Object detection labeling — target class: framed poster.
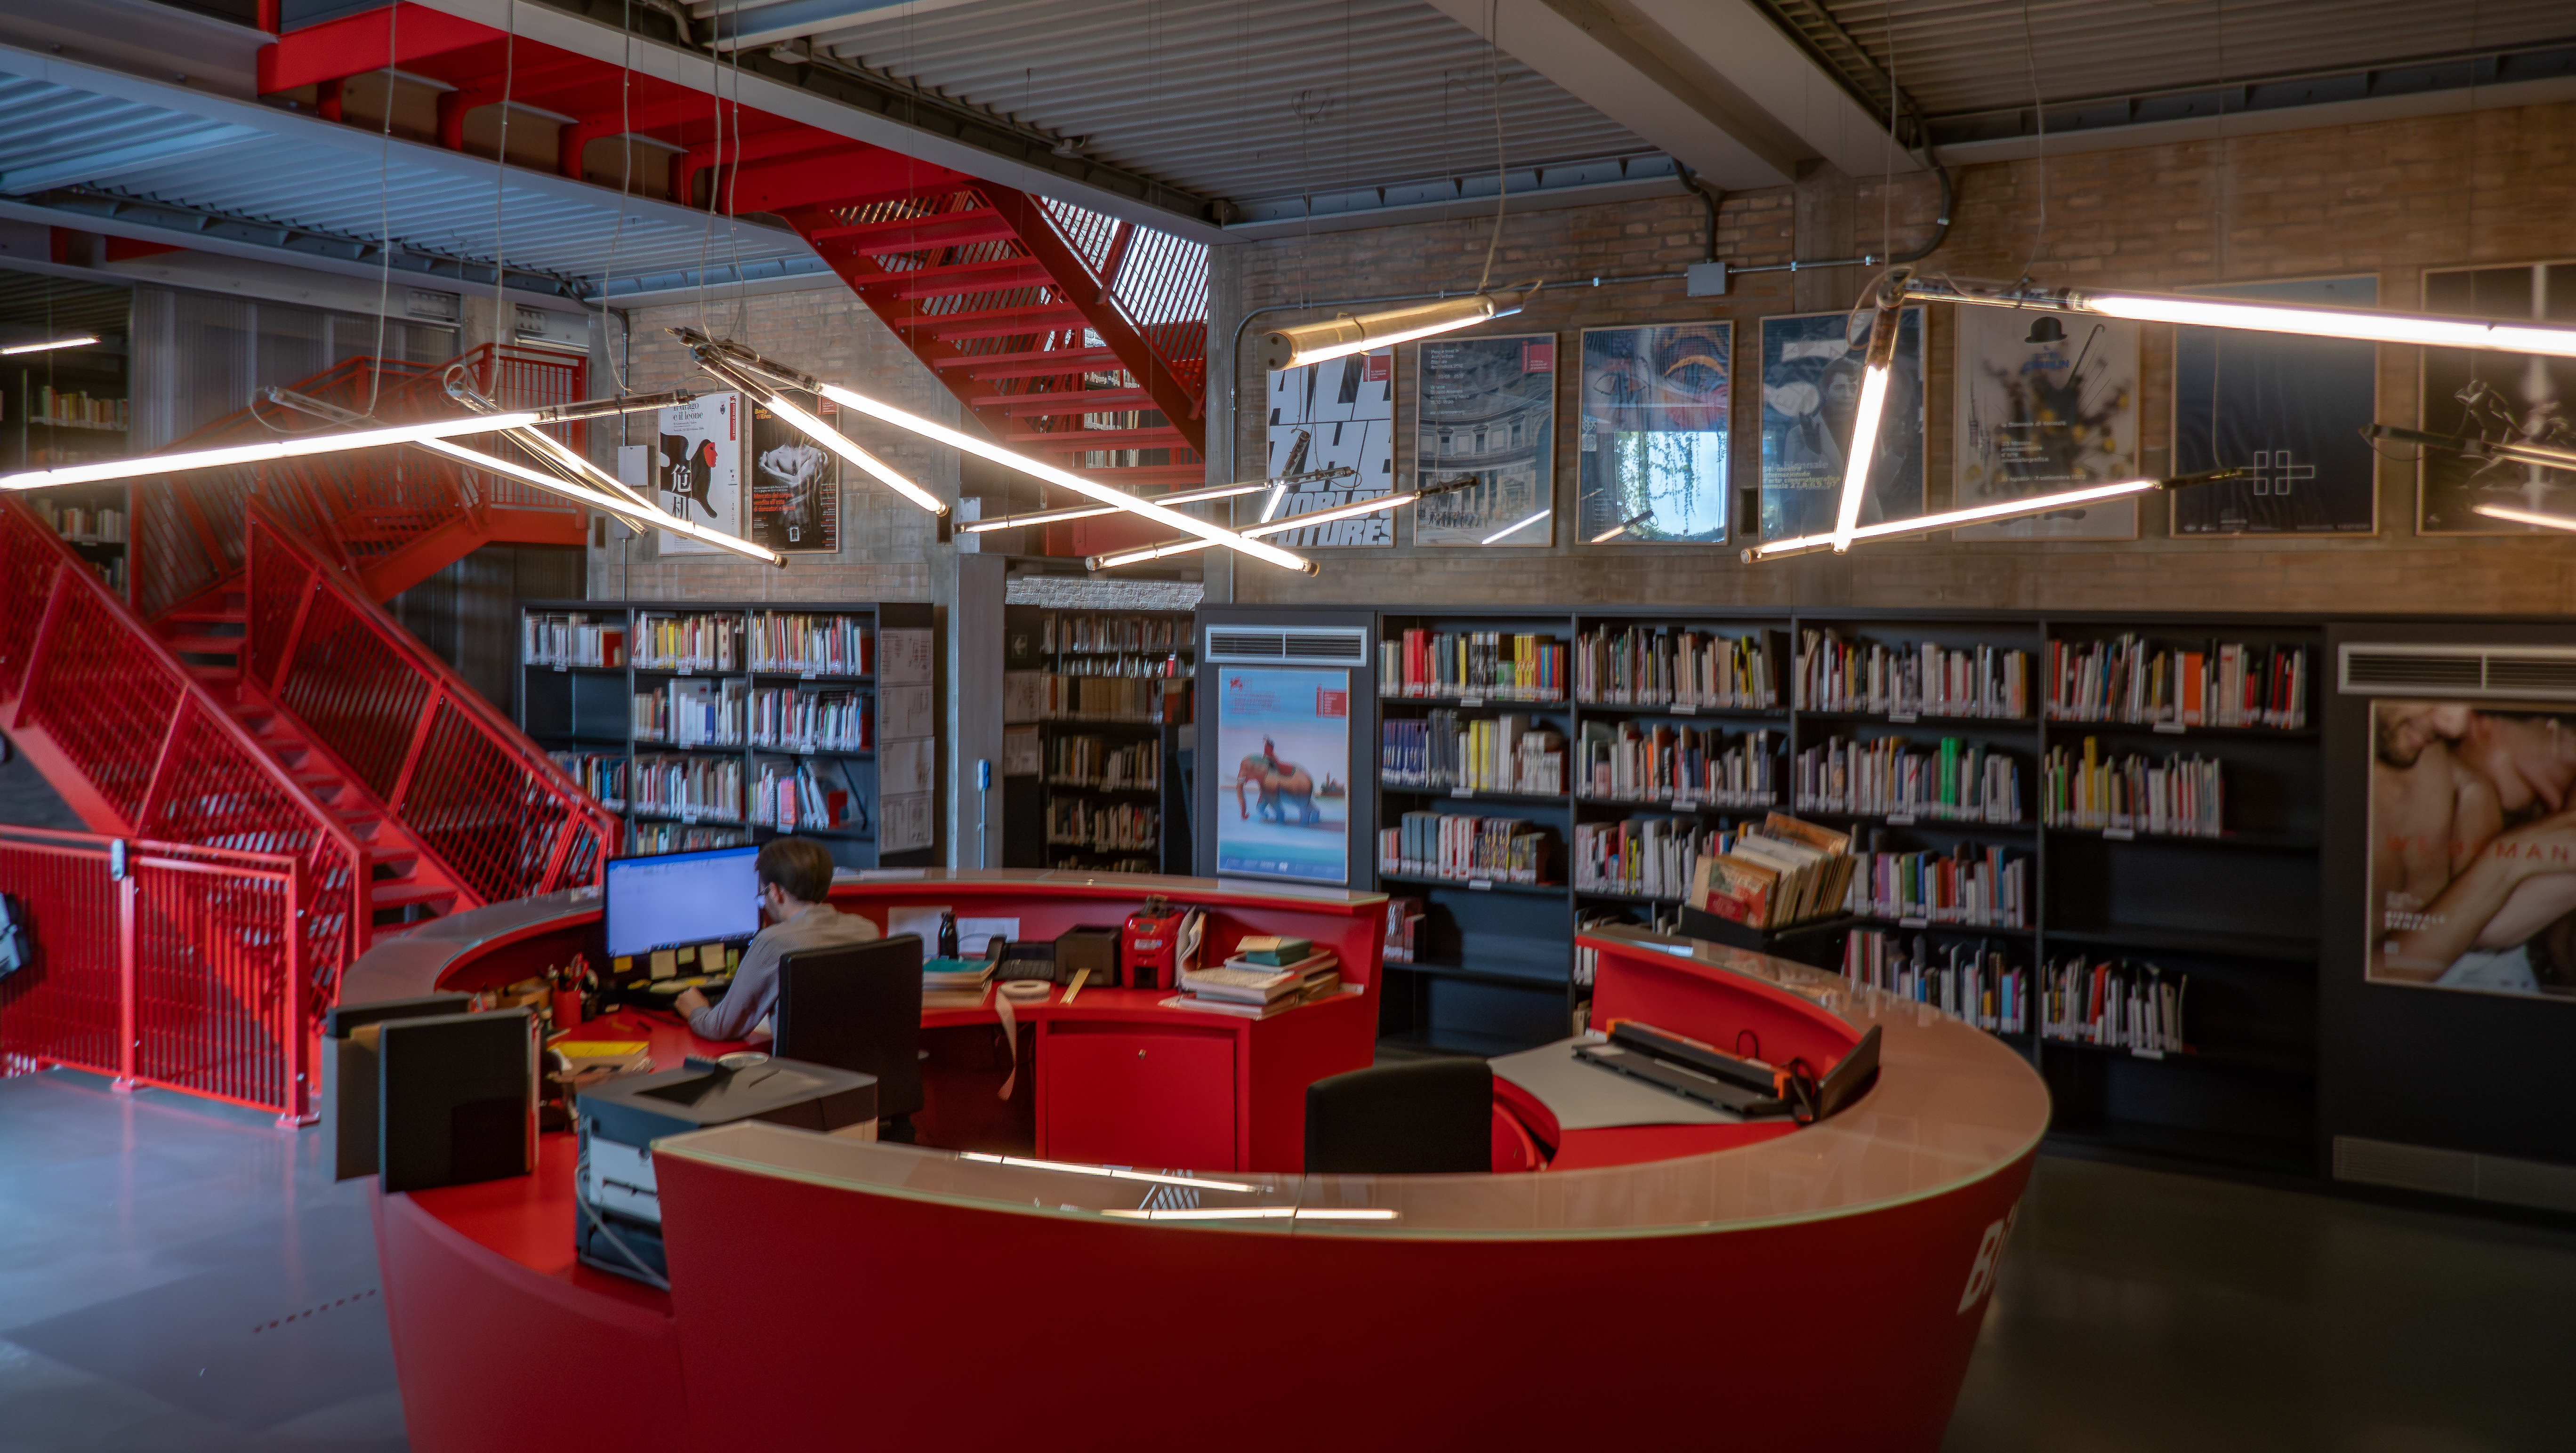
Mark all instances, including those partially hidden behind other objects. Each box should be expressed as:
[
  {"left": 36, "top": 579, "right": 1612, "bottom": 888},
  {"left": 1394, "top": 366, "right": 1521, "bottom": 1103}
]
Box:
[
  {"left": 1952, "top": 308, "right": 2141, "bottom": 541},
  {"left": 1213, "top": 666, "right": 1352, "bottom": 885},
  {"left": 1264, "top": 346, "right": 1396, "bottom": 546},
  {"left": 654, "top": 392, "right": 742, "bottom": 555},
  {"left": 2418, "top": 260, "right": 2576, "bottom": 535},
  {"left": 2367, "top": 697, "right": 2576, "bottom": 999},
  {"left": 1413, "top": 333, "right": 1556, "bottom": 547},
  {"left": 1578, "top": 321, "right": 1731, "bottom": 544},
  {"left": 1758, "top": 308, "right": 1924, "bottom": 542},
  {"left": 2172, "top": 276, "right": 2379, "bottom": 536},
  {"left": 748, "top": 390, "right": 840, "bottom": 554}
]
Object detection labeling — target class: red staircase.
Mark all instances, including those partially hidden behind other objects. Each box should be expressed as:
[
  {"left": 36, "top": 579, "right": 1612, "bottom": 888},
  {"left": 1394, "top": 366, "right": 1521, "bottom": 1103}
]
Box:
[{"left": 258, "top": 5, "right": 1213, "bottom": 558}]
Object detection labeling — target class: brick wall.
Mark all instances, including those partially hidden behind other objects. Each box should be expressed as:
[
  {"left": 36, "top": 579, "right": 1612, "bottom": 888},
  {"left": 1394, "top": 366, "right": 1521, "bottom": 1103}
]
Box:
[
  {"left": 590, "top": 288, "right": 959, "bottom": 603},
  {"left": 1220, "top": 100, "right": 2576, "bottom": 614}
]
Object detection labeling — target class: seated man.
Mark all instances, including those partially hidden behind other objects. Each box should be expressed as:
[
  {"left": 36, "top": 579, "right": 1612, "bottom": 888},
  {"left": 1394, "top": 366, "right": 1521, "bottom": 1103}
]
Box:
[{"left": 674, "top": 837, "right": 878, "bottom": 1041}]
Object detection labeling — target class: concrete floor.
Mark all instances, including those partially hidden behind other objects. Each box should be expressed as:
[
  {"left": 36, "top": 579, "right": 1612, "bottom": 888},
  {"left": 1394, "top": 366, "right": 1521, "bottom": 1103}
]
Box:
[{"left": 3, "top": 1064, "right": 2574, "bottom": 1451}]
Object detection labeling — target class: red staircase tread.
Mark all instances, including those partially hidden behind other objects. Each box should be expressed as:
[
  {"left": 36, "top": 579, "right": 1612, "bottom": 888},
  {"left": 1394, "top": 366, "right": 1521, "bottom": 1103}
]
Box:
[
  {"left": 932, "top": 347, "right": 1122, "bottom": 375},
  {"left": 974, "top": 389, "right": 1157, "bottom": 414},
  {"left": 892, "top": 304, "right": 1087, "bottom": 335},
  {"left": 1003, "top": 428, "right": 1196, "bottom": 450},
  {"left": 806, "top": 209, "right": 1012, "bottom": 250},
  {"left": 370, "top": 882, "right": 461, "bottom": 909},
  {"left": 861, "top": 258, "right": 1055, "bottom": 300}
]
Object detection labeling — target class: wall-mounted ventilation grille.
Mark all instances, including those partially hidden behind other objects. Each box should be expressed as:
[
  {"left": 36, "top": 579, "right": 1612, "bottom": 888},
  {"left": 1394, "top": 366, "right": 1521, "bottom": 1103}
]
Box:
[
  {"left": 2339, "top": 643, "right": 2576, "bottom": 701},
  {"left": 1204, "top": 626, "right": 1370, "bottom": 665}
]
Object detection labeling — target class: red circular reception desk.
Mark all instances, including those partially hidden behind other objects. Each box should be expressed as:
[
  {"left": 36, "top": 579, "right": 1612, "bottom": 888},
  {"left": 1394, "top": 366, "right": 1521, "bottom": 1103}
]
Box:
[{"left": 339, "top": 870, "right": 2048, "bottom": 1453}]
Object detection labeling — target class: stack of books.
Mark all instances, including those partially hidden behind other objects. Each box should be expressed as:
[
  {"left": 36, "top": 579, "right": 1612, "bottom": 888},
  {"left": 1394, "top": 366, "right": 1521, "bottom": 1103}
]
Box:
[
  {"left": 924, "top": 956, "right": 996, "bottom": 1009},
  {"left": 1688, "top": 812, "right": 1858, "bottom": 929},
  {"left": 1167, "top": 935, "right": 1341, "bottom": 1019}
]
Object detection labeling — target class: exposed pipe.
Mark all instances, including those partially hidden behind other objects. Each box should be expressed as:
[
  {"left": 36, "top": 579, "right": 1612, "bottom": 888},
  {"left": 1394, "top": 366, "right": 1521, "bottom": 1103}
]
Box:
[
  {"left": 1675, "top": 162, "right": 1723, "bottom": 265},
  {"left": 1728, "top": 154, "right": 1954, "bottom": 278}
]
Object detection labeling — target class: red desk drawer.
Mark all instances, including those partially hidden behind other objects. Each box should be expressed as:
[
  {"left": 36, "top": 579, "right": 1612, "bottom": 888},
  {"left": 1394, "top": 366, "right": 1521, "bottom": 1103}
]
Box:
[{"left": 1041, "top": 1024, "right": 1236, "bottom": 1171}]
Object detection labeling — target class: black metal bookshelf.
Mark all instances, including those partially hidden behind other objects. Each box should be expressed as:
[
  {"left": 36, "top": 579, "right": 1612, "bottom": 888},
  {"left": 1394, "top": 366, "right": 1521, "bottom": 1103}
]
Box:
[
  {"left": 1206, "top": 603, "right": 2328, "bottom": 1180},
  {"left": 1001, "top": 603, "right": 1195, "bottom": 875},
  {"left": 513, "top": 598, "right": 937, "bottom": 868}
]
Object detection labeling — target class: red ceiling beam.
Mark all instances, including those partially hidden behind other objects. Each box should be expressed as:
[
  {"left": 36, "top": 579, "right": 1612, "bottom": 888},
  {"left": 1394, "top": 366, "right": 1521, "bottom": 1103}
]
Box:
[
  {"left": 557, "top": 95, "right": 740, "bottom": 177},
  {"left": 256, "top": 4, "right": 496, "bottom": 92}
]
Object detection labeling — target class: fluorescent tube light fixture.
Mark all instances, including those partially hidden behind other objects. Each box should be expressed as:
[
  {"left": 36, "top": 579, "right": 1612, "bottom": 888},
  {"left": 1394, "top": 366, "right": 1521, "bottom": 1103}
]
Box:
[
  {"left": 696, "top": 358, "right": 946, "bottom": 518},
  {"left": 1, "top": 335, "right": 100, "bottom": 356},
  {"left": 676, "top": 329, "right": 1317, "bottom": 574},
  {"left": 1085, "top": 476, "right": 1476, "bottom": 570},
  {"left": 418, "top": 438, "right": 783, "bottom": 565},
  {"left": 961, "top": 480, "right": 1281, "bottom": 534},
  {"left": 1256, "top": 287, "right": 1536, "bottom": 371},
  {"left": 1909, "top": 276, "right": 2576, "bottom": 358},
  {"left": 0, "top": 412, "right": 543, "bottom": 491},
  {"left": 1745, "top": 469, "right": 2243, "bottom": 562},
  {"left": 2472, "top": 504, "right": 2576, "bottom": 531},
  {"left": 1588, "top": 509, "right": 1653, "bottom": 544},
  {"left": 1480, "top": 507, "right": 1553, "bottom": 546},
  {"left": 1828, "top": 277, "right": 1912, "bottom": 553}
]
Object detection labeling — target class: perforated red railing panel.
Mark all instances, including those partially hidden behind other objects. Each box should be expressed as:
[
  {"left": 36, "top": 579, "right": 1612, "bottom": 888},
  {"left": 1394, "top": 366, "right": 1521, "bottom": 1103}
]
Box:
[
  {"left": 129, "top": 858, "right": 298, "bottom": 1110},
  {"left": 23, "top": 588, "right": 186, "bottom": 824},
  {"left": 401, "top": 697, "right": 574, "bottom": 905},
  {"left": 0, "top": 839, "right": 121, "bottom": 1079},
  {"left": 273, "top": 586, "right": 432, "bottom": 802}
]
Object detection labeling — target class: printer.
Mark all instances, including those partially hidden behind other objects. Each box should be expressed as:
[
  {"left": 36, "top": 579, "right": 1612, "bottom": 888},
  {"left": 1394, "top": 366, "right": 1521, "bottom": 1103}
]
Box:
[{"left": 575, "top": 1055, "right": 877, "bottom": 1285}]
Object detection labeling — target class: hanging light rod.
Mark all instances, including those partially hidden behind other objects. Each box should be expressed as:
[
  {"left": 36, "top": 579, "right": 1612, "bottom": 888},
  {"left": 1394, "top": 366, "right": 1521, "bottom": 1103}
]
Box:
[
  {"left": 1087, "top": 477, "right": 1477, "bottom": 570},
  {"left": 0, "top": 390, "right": 692, "bottom": 493},
  {"left": 693, "top": 356, "right": 949, "bottom": 520},
  {"left": 2367, "top": 424, "right": 2576, "bottom": 476},
  {"left": 1905, "top": 275, "right": 2576, "bottom": 358},
  {"left": 1588, "top": 509, "right": 1654, "bottom": 544},
  {"left": 1480, "top": 506, "right": 1554, "bottom": 546},
  {"left": 1, "top": 335, "right": 101, "bottom": 356},
  {"left": 1831, "top": 274, "right": 1912, "bottom": 552},
  {"left": 1255, "top": 283, "right": 1540, "bottom": 371},
  {"left": 440, "top": 369, "right": 663, "bottom": 516},
  {"left": 677, "top": 329, "right": 1318, "bottom": 574},
  {"left": 962, "top": 478, "right": 1282, "bottom": 534},
  {"left": 1746, "top": 469, "right": 2245, "bottom": 562}
]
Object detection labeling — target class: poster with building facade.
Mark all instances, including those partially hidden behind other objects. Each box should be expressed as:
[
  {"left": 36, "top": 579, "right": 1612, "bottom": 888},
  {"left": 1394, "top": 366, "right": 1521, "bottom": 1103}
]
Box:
[{"left": 1413, "top": 334, "right": 1556, "bottom": 547}]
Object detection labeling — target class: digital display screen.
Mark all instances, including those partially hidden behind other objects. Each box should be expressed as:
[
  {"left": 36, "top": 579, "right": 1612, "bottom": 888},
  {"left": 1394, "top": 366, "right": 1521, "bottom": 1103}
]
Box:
[{"left": 604, "top": 845, "right": 762, "bottom": 959}]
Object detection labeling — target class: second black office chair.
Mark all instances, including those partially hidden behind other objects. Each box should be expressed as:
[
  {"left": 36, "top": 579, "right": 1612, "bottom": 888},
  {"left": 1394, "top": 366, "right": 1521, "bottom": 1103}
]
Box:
[
  {"left": 1303, "top": 1059, "right": 1492, "bottom": 1174},
  {"left": 774, "top": 935, "right": 925, "bottom": 1136}
]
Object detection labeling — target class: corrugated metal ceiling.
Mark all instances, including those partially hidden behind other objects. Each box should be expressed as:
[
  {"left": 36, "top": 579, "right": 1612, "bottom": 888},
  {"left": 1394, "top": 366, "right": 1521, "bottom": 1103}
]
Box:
[
  {"left": 723, "top": 0, "right": 1660, "bottom": 208},
  {"left": 0, "top": 54, "right": 823, "bottom": 300},
  {"left": 0, "top": 268, "right": 131, "bottom": 337},
  {"left": 1823, "top": 0, "right": 2576, "bottom": 120}
]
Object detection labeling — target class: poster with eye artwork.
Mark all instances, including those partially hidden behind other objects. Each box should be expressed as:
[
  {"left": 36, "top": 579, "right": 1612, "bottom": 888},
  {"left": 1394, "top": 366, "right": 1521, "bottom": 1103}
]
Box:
[
  {"left": 1951, "top": 308, "right": 2141, "bottom": 541},
  {"left": 749, "top": 389, "right": 841, "bottom": 554},
  {"left": 653, "top": 391, "right": 742, "bottom": 555},
  {"left": 1757, "top": 308, "right": 1924, "bottom": 542},
  {"left": 1578, "top": 321, "right": 1732, "bottom": 544}
]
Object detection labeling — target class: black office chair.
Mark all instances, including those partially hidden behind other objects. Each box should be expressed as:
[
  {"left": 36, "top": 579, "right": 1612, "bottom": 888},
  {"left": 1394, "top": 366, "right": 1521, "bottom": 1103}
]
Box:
[
  {"left": 1303, "top": 1059, "right": 1492, "bottom": 1174},
  {"left": 774, "top": 934, "right": 925, "bottom": 1136}
]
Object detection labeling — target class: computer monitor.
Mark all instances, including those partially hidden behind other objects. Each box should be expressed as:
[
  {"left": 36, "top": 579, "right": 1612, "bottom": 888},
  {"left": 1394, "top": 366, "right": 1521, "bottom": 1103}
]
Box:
[
  {"left": 604, "top": 844, "right": 763, "bottom": 961},
  {"left": 774, "top": 935, "right": 925, "bottom": 1119}
]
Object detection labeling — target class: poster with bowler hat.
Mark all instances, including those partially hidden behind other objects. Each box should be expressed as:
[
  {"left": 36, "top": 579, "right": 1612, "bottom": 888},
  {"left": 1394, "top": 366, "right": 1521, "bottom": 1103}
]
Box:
[
  {"left": 1952, "top": 308, "right": 2141, "bottom": 540},
  {"left": 652, "top": 392, "right": 743, "bottom": 554}
]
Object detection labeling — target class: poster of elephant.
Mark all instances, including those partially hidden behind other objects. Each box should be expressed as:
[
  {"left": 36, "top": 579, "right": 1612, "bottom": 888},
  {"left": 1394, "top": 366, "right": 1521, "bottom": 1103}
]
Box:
[{"left": 1213, "top": 666, "right": 1352, "bottom": 886}]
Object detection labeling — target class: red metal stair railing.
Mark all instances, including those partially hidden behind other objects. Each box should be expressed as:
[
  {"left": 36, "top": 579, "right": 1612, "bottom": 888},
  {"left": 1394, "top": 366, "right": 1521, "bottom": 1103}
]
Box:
[
  {"left": 0, "top": 496, "right": 367, "bottom": 1024},
  {"left": 0, "top": 825, "right": 311, "bottom": 1123},
  {"left": 244, "top": 501, "right": 617, "bottom": 908}
]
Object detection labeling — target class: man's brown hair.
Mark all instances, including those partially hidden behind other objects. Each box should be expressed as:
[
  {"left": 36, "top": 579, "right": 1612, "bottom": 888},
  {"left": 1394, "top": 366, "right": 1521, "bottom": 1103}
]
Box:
[{"left": 756, "top": 836, "right": 835, "bottom": 904}]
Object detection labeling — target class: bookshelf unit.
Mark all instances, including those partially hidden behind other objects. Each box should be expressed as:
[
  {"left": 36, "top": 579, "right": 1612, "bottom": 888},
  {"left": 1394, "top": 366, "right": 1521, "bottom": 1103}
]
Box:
[
  {"left": 514, "top": 599, "right": 938, "bottom": 868},
  {"left": 1208, "top": 603, "right": 2328, "bottom": 1180},
  {"left": 9, "top": 344, "right": 132, "bottom": 599},
  {"left": 1001, "top": 603, "right": 1196, "bottom": 874}
]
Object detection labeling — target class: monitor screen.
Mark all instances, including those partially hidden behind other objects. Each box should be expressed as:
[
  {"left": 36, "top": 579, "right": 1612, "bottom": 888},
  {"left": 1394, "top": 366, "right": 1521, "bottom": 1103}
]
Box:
[{"left": 604, "top": 845, "right": 762, "bottom": 960}]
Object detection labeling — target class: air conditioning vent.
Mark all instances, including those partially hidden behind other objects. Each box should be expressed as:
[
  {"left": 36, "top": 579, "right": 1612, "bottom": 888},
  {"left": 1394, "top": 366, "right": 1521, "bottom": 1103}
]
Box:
[
  {"left": 2340, "top": 643, "right": 2576, "bottom": 701},
  {"left": 1205, "top": 626, "right": 1369, "bottom": 665}
]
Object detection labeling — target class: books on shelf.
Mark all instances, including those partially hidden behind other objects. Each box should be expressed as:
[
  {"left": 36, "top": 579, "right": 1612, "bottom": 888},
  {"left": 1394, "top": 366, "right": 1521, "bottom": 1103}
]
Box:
[
  {"left": 631, "top": 754, "right": 744, "bottom": 823},
  {"left": 1004, "top": 671, "right": 1175, "bottom": 723},
  {"left": 2040, "top": 957, "right": 2187, "bottom": 1054},
  {"left": 1686, "top": 812, "right": 1856, "bottom": 929},
  {"left": 1845, "top": 843, "right": 2029, "bottom": 927},
  {"left": 2045, "top": 635, "right": 2307, "bottom": 729},
  {"left": 633, "top": 824, "right": 746, "bottom": 856},
  {"left": 1046, "top": 798, "right": 1158, "bottom": 852},
  {"left": 1577, "top": 721, "right": 1776, "bottom": 807},
  {"left": 1047, "top": 734, "right": 1159, "bottom": 791},
  {"left": 1382, "top": 711, "right": 1563, "bottom": 794},
  {"left": 1574, "top": 626, "right": 1779, "bottom": 708},
  {"left": 1576, "top": 816, "right": 1739, "bottom": 900},
  {"left": 31, "top": 500, "right": 126, "bottom": 543},
  {"left": 1045, "top": 612, "right": 1186, "bottom": 655},
  {"left": 550, "top": 751, "right": 627, "bottom": 809},
  {"left": 30, "top": 386, "right": 128, "bottom": 429},
  {"left": 523, "top": 612, "right": 625, "bottom": 668},
  {"left": 747, "top": 611, "right": 870, "bottom": 675},
  {"left": 1794, "top": 735, "right": 2023, "bottom": 823},
  {"left": 1843, "top": 929, "right": 2027, "bottom": 1034},
  {"left": 634, "top": 680, "right": 746, "bottom": 747},
  {"left": 637, "top": 612, "right": 741, "bottom": 672},
  {"left": 1382, "top": 896, "right": 1425, "bottom": 964},
  {"left": 1379, "top": 812, "right": 1555, "bottom": 885},
  {"left": 2041, "top": 739, "right": 2223, "bottom": 837},
  {"left": 1795, "top": 631, "right": 2029, "bottom": 718},
  {"left": 748, "top": 687, "right": 870, "bottom": 752},
  {"left": 752, "top": 758, "right": 861, "bottom": 831},
  {"left": 1379, "top": 628, "right": 1567, "bottom": 701}
]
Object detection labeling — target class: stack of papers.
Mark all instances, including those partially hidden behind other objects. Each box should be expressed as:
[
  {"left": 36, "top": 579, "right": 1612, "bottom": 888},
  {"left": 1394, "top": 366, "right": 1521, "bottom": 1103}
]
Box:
[{"left": 1169, "top": 948, "right": 1342, "bottom": 1019}]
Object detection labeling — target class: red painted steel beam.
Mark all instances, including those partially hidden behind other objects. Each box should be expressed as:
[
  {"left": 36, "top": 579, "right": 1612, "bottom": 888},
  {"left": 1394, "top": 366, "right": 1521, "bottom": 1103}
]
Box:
[
  {"left": 434, "top": 56, "right": 599, "bottom": 151},
  {"left": 727, "top": 153, "right": 970, "bottom": 217},
  {"left": 981, "top": 186, "right": 1206, "bottom": 453},
  {"left": 557, "top": 95, "right": 738, "bottom": 177},
  {"left": 256, "top": 4, "right": 495, "bottom": 92},
  {"left": 668, "top": 127, "right": 855, "bottom": 210}
]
